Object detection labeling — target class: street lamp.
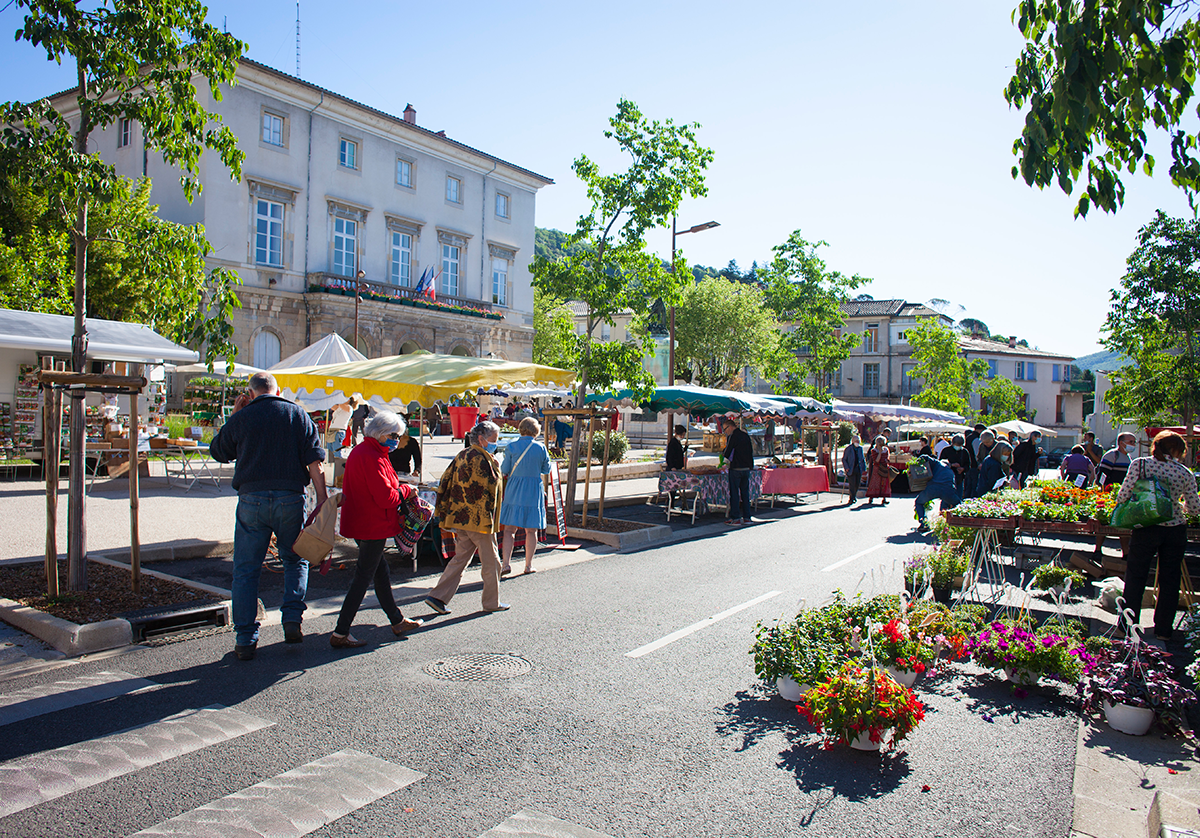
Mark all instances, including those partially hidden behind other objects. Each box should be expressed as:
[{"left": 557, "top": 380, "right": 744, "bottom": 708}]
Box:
[
  {"left": 353, "top": 268, "right": 366, "bottom": 353},
  {"left": 667, "top": 217, "right": 719, "bottom": 435}
]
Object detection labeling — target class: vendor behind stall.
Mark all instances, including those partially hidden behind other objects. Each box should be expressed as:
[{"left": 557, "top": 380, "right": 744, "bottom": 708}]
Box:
[
  {"left": 666, "top": 424, "right": 688, "bottom": 470},
  {"left": 388, "top": 424, "right": 422, "bottom": 477}
]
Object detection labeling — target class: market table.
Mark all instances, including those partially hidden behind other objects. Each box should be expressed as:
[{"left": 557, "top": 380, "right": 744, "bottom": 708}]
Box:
[
  {"left": 759, "top": 464, "right": 829, "bottom": 505},
  {"left": 657, "top": 468, "right": 764, "bottom": 520},
  {"left": 153, "top": 443, "right": 221, "bottom": 492}
]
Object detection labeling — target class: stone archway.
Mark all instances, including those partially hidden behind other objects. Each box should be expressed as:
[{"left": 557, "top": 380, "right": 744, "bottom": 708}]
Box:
[
  {"left": 449, "top": 345, "right": 474, "bottom": 357},
  {"left": 399, "top": 340, "right": 422, "bottom": 355}
]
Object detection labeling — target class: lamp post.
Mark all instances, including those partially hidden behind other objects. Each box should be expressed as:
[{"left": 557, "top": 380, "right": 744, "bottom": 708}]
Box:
[
  {"left": 667, "top": 218, "right": 719, "bottom": 435},
  {"left": 353, "top": 268, "right": 366, "bottom": 352}
]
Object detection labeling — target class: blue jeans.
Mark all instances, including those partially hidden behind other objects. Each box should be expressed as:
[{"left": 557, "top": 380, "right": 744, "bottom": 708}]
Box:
[
  {"left": 915, "top": 482, "right": 961, "bottom": 524},
  {"left": 232, "top": 491, "right": 308, "bottom": 646},
  {"left": 332, "top": 429, "right": 346, "bottom": 449},
  {"left": 728, "top": 468, "right": 752, "bottom": 521}
]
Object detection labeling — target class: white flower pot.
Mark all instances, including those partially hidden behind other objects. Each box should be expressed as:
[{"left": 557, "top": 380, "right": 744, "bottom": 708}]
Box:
[
  {"left": 848, "top": 730, "right": 880, "bottom": 751},
  {"left": 776, "top": 676, "right": 804, "bottom": 702},
  {"left": 1102, "top": 700, "right": 1155, "bottom": 736},
  {"left": 885, "top": 666, "right": 919, "bottom": 688},
  {"left": 1004, "top": 667, "right": 1039, "bottom": 686}
]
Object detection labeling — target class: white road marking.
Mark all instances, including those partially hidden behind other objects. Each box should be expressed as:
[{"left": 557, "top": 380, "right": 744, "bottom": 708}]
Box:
[
  {"left": 625, "top": 591, "right": 783, "bottom": 658},
  {"left": 821, "top": 543, "right": 886, "bottom": 572},
  {"left": 480, "top": 808, "right": 615, "bottom": 838},
  {"left": 0, "top": 670, "right": 158, "bottom": 727}
]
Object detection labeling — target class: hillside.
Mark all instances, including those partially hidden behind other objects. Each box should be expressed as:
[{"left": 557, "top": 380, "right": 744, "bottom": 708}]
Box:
[{"left": 1073, "top": 350, "right": 1130, "bottom": 372}]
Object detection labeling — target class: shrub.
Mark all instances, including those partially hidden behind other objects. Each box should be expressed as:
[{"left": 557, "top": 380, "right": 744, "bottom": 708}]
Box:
[{"left": 590, "top": 430, "right": 629, "bottom": 464}]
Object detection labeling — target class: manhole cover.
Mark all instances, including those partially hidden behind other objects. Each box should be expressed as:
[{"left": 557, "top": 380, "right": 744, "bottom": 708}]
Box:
[{"left": 423, "top": 653, "right": 531, "bottom": 682}]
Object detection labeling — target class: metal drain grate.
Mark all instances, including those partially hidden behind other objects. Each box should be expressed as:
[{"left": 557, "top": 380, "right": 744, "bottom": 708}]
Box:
[{"left": 422, "top": 653, "right": 531, "bottom": 682}]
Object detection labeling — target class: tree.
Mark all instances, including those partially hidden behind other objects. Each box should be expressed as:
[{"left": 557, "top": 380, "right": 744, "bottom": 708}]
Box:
[
  {"left": 1102, "top": 210, "right": 1200, "bottom": 457},
  {"left": 1006, "top": 0, "right": 1200, "bottom": 217},
  {"left": 974, "top": 375, "right": 1028, "bottom": 423},
  {"left": 3, "top": 0, "right": 245, "bottom": 590},
  {"left": 761, "top": 231, "right": 867, "bottom": 397},
  {"left": 531, "top": 289, "right": 579, "bottom": 371},
  {"left": 530, "top": 99, "right": 713, "bottom": 508},
  {"left": 907, "top": 320, "right": 989, "bottom": 415},
  {"left": 673, "top": 278, "right": 778, "bottom": 388},
  {"left": 959, "top": 317, "right": 990, "bottom": 337}
]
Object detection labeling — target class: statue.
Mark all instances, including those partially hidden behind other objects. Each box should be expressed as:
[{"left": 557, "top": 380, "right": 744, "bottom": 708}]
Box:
[{"left": 648, "top": 298, "right": 669, "bottom": 336}]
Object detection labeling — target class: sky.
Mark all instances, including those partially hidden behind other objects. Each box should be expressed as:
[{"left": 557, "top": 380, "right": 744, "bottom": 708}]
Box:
[{"left": 0, "top": 0, "right": 1193, "bottom": 358}]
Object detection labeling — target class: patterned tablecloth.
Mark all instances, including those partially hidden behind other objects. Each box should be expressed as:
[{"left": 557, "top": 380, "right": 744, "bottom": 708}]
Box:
[{"left": 658, "top": 468, "right": 764, "bottom": 516}]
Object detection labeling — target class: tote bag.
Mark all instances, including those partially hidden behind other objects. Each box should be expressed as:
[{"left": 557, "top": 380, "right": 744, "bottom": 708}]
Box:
[{"left": 1109, "top": 460, "right": 1173, "bottom": 529}]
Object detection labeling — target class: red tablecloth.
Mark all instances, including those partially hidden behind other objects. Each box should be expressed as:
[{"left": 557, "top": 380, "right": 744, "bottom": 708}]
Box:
[{"left": 760, "top": 465, "right": 829, "bottom": 495}]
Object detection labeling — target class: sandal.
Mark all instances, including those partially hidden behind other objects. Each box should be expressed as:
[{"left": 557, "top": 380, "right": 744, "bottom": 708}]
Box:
[
  {"left": 524, "top": 566, "right": 536, "bottom": 574},
  {"left": 500, "top": 565, "right": 512, "bottom": 576}
]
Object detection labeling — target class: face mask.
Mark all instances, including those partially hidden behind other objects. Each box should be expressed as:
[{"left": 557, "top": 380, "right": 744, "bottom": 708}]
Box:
[
  {"left": 1000, "top": 455, "right": 1010, "bottom": 463},
  {"left": 383, "top": 438, "right": 399, "bottom": 451},
  {"left": 1124, "top": 445, "right": 1136, "bottom": 455},
  {"left": 486, "top": 442, "right": 498, "bottom": 453},
  {"left": 953, "top": 445, "right": 963, "bottom": 451}
]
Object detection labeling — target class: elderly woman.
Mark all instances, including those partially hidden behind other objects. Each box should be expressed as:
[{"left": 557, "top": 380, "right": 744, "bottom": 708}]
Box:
[
  {"left": 977, "top": 440, "right": 1013, "bottom": 494},
  {"left": 1060, "top": 444, "right": 1097, "bottom": 486},
  {"left": 425, "top": 420, "right": 509, "bottom": 614},
  {"left": 499, "top": 417, "right": 553, "bottom": 575},
  {"left": 864, "top": 435, "right": 892, "bottom": 505},
  {"left": 331, "top": 410, "right": 423, "bottom": 649}
]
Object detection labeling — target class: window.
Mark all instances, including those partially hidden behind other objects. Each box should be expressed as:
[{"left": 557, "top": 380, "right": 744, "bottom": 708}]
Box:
[
  {"left": 1016, "top": 361, "right": 1026, "bottom": 380},
  {"left": 1027, "top": 361, "right": 1037, "bottom": 381},
  {"left": 601, "top": 322, "right": 611, "bottom": 340},
  {"left": 333, "top": 217, "right": 357, "bottom": 276},
  {"left": 491, "top": 257, "right": 508, "bottom": 306},
  {"left": 495, "top": 192, "right": 510, "bottom": 219},
  {"left": 987, "top": 359, "right": 997, "bottom": 379},
  {"left": 441, "top": 243, "right": 460, "bottom": 296},
  {"left": 262, "top": 112, "right": 284, "bottom": 147},
  {"left": 390, "top": 231, "right": 412, "bottom": 286},
  {"left": 863, "top": 324, "right": 879, "bottom": 353},
  {"left": 118, "top": 118, "right": 132, "bottom": 148},
  {"left": 896, "top": 330, "right": 907, "bottom": 342},
  {"left": 339, "top": 137, "right": 358, "bottom": 169},
  {"left": 255, "top": 199, "right": 284, "bottom": 267},
  {"left": 1056, "top": 395, "right": 1065, "bottom": 424},
  {"left": 396, "top": 158, "right": 413, "bottom": 188},
  {"left": 863, "top": 362, "right": 880, "bottom": 394},
  {"left": 446, "top": 175, "right": 461, "bottom": 204},
  {"left": 253, "top": 331, "right": 281, "bottom": 369},
  {"left": 1063, "top": 364, "right": 1071, "bottom": 382}
]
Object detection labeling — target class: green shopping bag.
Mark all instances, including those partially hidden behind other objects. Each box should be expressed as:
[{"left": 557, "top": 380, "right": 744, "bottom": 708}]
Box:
[{"left": 1109, "top": 460, "right": 1174, "bottom": 528}]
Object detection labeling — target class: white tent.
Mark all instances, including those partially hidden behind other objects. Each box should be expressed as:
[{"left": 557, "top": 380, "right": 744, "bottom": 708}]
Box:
[
  {"left": 172, "top": 359, "right": 263, "bottom": 377},
  {"left": 896, "top": 421, "right": 972, "bottom": 435},
  {"left": 832, "top": 400, "right": 966, "bottom": 423},
  {"left": 271, "top": 334, "right": 373, "bottom": 411},
  {"left": 989, "top": 419, "right": 1059, "bottom": 438}
]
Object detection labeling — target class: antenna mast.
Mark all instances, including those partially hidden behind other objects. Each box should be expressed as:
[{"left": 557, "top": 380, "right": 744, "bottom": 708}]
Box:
[{"left": 295, "top": 2, "right": 301, "bottom": 77}]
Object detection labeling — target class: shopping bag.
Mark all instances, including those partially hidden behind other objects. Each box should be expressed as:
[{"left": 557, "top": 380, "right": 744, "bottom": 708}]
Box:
[
  {"left": 1109, "top": 461, "right": 1173, "bottom": 529},
  {"left": 907, "top": 458, "right": 931, "bottom": 492},
  {"left": 395, "top": 492, "right": 435, "bottom": 554},
  {"left": 293, "top": 493, "right": 342, "bottom": 564}
]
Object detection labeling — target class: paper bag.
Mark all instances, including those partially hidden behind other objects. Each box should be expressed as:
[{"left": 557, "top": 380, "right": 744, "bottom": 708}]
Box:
[{"left": 293, "top": 493, "right": 342, "bottom": 564}]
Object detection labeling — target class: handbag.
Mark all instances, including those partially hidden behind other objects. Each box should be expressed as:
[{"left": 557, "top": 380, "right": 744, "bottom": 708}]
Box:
[
  {"left": 394, "top": 487, "right": 435, "bottom": 553},
  {"left": 1109, "top": 460, "right": 1174, "bottom": 529},
  {"left": 907, "top": 457, "right": 931, "bottom": 492},
  {"left": 293, "top": 493, "right": 342, "bottom": 564}
]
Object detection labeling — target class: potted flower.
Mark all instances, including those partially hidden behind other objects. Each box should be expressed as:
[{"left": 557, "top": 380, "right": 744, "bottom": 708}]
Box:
[
  {"left": 752, "top": 610, "right": 852, "bottom": 701},
  {"left": 869, "top": 618, "right": 937, "bottom": 687},
  {"left": 1083, "top": 639, "right": 1197, "bottom": 735},
  {"left": 1030, "top": 563, "right": 1086, "bottom": 597},
  {"left": 799, "top": 661, "right": 926, "bottom": 750},
  {"left": 968, "top": 619, "right": 1093, "bottom": 686},
  {"left": 927, "top": 544, "right": 968, "bottom": 605},
  {"left": 751, "top": 618, "right": 802, "bottom": 699}
]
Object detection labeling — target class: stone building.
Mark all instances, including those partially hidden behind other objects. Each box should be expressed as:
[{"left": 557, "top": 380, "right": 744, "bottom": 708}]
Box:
[{"left": 48, "top": 58, "right": 553, "bottom": 367}]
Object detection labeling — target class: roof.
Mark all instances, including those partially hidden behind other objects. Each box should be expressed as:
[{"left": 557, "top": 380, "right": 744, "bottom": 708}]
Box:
[
  {"left": 957, "top": 335, "right": 1073, "bottom": 361},
  {"left": 840, "top": 299, "right": 907, "bottom": 317},
  {"left": 565, "top": 300, "right": 633, "bottom": 317},
  {"left": 0, "top": 309, "right": 199, "bottom": 364}
]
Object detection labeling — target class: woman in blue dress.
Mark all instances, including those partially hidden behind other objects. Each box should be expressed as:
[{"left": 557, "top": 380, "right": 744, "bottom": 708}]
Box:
[{"left": 500, "top": 416, "right": 553, "bottom": 575}]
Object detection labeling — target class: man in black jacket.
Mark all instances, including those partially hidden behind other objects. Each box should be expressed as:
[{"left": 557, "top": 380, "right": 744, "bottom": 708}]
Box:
[
  {"left": 940, "top": 433, "right": 971, "bottom": 497},
  {"left": 963, "top": 423, "right": 985, "bottom": 498},
  {"left": 721, "top": 416, "right": 755, "bottom": 525},
  {"left": 1011, "top": 431, "right": 1043, "bottom": 488},
  {"left": 211, "top": 373, "right": 327, "bottom": 660}
]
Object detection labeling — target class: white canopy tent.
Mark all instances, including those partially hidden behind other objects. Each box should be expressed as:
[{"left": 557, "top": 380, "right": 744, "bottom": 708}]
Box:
[
  {"left": 831, "top": 400, "right": 966, "bottom": 423},
  {"left": 270, "top": 334, "right": 370, "bottom": 411},
  {"left": 895, "top": 421, "right": 972, "bottom": 435},
  {"left": 989, "top": 419, "right": 1059, "bottom": 438},
  {"left": 171, "top": 360, "right": 263, "bottom": 377}
]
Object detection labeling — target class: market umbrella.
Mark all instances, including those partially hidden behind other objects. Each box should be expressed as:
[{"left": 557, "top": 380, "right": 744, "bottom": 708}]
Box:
[
  {"left": 504, "top": 385, "right": 573, "bottom": 399},
  {"left": 271, "top": 352, "right": 576, "bottom": 408},
  {"left": 585, "top": 385, "right": 795, "bottom": 418},
  {"left": 270, "top": 333, "right": 366, "bottom": 371},
  {"left": 831, "top": 400, "right": 966, "bottom": 423},
  {"left": 172, "top": 359, "right": 263, "bottom": 377},
  {"left": 988, "top": 419, "right": 1058, "bottom": 438},
  {"left": 895, "top": 421, "right": 972, "bottom": 435}
]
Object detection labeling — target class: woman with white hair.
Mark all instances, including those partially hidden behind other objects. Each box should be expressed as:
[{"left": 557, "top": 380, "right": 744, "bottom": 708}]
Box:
[
  {"left": 499, "top": 416, "right": 552, "bottom": 575},
  {"left": 331, "top": 409, "right": 423, "bottom": 648}
]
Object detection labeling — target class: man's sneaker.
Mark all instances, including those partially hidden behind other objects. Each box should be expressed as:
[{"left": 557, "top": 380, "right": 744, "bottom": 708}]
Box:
[
  {"left": 484, "top": 602, "right": 511, "bottom": 612},
  {"left": 424, "top": 597, "right": 449, "bottom": 615},
  {"left": 283, "top": 622, "right": 303, "bottom": 644},
  {"left": 234, "top": 643, "right": 257, "bottom": 661}
]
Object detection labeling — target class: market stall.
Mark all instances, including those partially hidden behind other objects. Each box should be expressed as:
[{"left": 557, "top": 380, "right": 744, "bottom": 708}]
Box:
[
  {"left": 759, "top": 465, "right": 829, "bottom": 504},
  {"left": 658, "top": 467, "right": 765, "bottom": 520}
]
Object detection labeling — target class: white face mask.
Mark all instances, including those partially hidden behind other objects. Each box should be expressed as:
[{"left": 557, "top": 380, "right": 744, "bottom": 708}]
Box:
[
  {"left": 1123, "top": 444, "right": 1136, "bottom": 455},
  {"left": 1000, "top": 455, "right": 1010, "bottom": 463}
]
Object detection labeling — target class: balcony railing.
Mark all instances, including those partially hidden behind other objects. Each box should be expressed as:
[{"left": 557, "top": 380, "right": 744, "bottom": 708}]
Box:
[{"left": 307, "top": 271, "right": 498, "bottom": 318}]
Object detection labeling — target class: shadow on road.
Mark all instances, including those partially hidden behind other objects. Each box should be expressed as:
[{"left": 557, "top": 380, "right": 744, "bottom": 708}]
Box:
[
  {"left": 714, "top": 687, "right": 796, "bottom": 752},
  {"left": 778, "top": 740, "right": 912, "bottom": 823}
]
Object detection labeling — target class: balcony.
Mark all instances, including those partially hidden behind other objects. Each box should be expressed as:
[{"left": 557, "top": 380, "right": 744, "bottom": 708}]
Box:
[
  {"left": 307, "top": 272, "right": 500, "bottom": 320},
  {"left": 1061, "top": 380, "right": 1092, "bottom": 392}
]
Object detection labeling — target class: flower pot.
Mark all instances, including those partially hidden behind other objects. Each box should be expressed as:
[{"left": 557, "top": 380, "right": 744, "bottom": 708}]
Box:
[
  {"left": 776, "top": 676, "right": 804, "bottom": 703},
  {"left": 1102, "top": 700, "right": 1155, "bottom": 736},
  {"left": 885, "top": 667, "right": 919, "bottom": 688},
  {"left": 931, "top": 585, "right": 953, "bottom": 605},
  {"left": 848, "top": 731, "right": 880, "bottom": 751},
  {"left": 447, "top": 405, "right": 480, "bottom": 440},
  {"left": 1004, "top": 667, "right": 1039, "bottom": 686}
]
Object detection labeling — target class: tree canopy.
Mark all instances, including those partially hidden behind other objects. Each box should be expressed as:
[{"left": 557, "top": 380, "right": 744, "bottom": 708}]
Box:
[
  {"left": 907, "top": 320, "right": 989, "bottom": 415},
  {"left": 1102, "top": 210, "right": 1200, "bottom": 437},
  {"left": 672, "top": 277, "right": 778, "bottom": 389},
  {"left": 1006, "top": 0, "right": 1200, "bottom": 217},
  {"left": 975, "top": 374, "right": 1030, "bottom": 423},
  {"left": 531, "top": 289, "right": 579, "bottom": 372}
]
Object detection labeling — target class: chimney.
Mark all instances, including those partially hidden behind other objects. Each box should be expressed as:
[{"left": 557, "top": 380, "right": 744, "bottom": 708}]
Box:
[
  {"left": 403, "top": 103, "right": 416, "bottom": 125},
  {"left": 1008, "top": 335, "right": 1017, "bottom": 348}
]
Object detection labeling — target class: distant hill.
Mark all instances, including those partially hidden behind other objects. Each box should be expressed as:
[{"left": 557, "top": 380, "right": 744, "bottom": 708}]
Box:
[
  {"left": 534, "top": 226, "right": 760, "bottom": 284},
  {"left": 1074, "top": 350, "right": 1130, "bottom": 372}
]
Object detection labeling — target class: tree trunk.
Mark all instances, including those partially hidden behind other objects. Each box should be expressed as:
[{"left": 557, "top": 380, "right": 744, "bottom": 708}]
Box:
[{"left": 67, "top": 63, "right": 90, "bottom": 592}]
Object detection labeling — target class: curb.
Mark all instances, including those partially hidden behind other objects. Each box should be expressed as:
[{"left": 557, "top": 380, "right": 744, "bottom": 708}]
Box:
[
  {"left": 565, "top": 523, "right": 673, "bottom": 551},
  {"left": 94, "top": 539, "right": 235, "bottom": 564}
]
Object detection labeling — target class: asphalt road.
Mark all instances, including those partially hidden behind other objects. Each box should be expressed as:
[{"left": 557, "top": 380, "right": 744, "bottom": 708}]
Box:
[{"left": 0, "top": 499, "right": 1080, "bottom": 838}]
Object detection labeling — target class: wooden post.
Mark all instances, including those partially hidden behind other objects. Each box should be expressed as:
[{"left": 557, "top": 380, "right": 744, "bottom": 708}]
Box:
[
  {"left": 581, "top": 412, "right": 595, "bottom": 527},
  {"left": 128, "top": 364, "right": 142, "bottom": 594},
  {"left": 42, "top": 357, "right": 61, "bottom": 598},
  {"left": 598, "top": 420, "right": 612, "bottom": 522}
]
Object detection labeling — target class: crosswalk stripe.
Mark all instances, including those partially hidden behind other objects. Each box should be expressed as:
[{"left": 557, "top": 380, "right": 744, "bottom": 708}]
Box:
[
  {"left": 128, "top": 748, "right": 425, "bottom": 837},
  {"left": 0, "top": 704, "right": 272, "bottom": 818},
  {"left": 0, "top": 670, "right": 158, "bottom": 727},
  {"left": 479, "top": 809, "right": 616, "bottom": 838}
]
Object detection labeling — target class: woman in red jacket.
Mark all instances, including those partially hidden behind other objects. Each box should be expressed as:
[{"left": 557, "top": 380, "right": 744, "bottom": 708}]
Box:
[{"left": 331, "top": 410, "right": 422, "bottom": 648}]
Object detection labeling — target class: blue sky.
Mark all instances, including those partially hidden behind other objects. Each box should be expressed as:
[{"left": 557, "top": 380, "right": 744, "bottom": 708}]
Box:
[{"left": 1, "top": 0, "right": 1192, "bottom": 356}]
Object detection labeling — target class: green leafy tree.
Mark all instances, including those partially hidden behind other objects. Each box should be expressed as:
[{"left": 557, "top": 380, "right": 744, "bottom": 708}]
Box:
[
  {"left": 1006, "top": 0, "right": 1200, "bottom": 217},
  {"left": 1103, "top": 210, "right": 1200, "bottom": 455},
  {"left": 673, "top": 277, "right": 778, "bottom": 388},
  {"left": 959, "top": 317, "right": 990, "bottom": 337},
  {"left": 531, "top": 99, "right": 712, "bottom": 508},
  {"left": 3, "top": 0, "right": 245, "bottom": 590},
  {"left": 761, "top": 231, "right": 867, "bottom": 397},
  {"left": 974, "top": 375, "right": 1028, "bottom": 423},
  {"left": 907, "top": 320, "right": 989, "bottom": 415},
  {"left": 531, "top": 289, "right": 579, "bottom": 371}
]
